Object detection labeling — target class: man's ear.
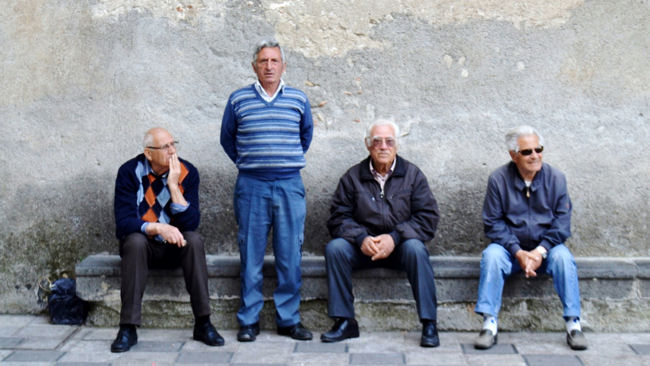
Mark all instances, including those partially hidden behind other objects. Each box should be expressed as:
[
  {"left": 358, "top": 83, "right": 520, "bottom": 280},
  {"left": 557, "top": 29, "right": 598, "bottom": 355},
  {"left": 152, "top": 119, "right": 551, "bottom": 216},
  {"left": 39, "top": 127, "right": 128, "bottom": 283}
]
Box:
[{"left": 509, "top": 150, "right": 516, "bottom": 161}]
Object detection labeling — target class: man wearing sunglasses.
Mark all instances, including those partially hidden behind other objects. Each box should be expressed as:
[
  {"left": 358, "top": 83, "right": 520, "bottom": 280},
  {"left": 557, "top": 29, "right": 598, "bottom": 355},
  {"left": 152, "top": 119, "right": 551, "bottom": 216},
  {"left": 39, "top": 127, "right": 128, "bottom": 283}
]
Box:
[
  {"left": 111, "top": 127, "right": 224, "bottom": 352},
  {"left": 322, "top": 119, "right": 441, "bottom": 347},
  {"left": 473, "top": 125, "right": 587, "bottom": 351}
]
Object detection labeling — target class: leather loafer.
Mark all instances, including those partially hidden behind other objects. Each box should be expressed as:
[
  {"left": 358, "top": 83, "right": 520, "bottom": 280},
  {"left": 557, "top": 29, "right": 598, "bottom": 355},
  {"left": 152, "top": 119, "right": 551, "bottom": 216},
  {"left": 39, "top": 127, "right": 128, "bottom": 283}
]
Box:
[
  {"left": 237, "top": 323, "right": 260, "bottom": 342},
  {"left": 193, "top": 321, "right": 225, "bottom": 346},
  {"left": 474, "top": 329, "right": 498, "bottom": 350},
  {"left": 567, "top": 329, "right": 588, "bottom": 350},
  {"left": 420, "top": 320, "right": 440, "bottom": 347},
  {"left": 110, "top": 326, "right": 137, "bottom": 353},
  {"left": 321, "top": 318, "right": 359, "bottom": 343},
  {"left": 277, "top": 322, "right": 313, "bottom": 341}
]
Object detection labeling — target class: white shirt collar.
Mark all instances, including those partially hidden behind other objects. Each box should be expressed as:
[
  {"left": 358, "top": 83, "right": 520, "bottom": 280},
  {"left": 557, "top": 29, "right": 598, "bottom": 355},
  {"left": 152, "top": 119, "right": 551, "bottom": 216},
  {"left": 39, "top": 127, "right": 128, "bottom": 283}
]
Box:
[{"left": 254, "top": 79, "right": 285, "bottom": 102}]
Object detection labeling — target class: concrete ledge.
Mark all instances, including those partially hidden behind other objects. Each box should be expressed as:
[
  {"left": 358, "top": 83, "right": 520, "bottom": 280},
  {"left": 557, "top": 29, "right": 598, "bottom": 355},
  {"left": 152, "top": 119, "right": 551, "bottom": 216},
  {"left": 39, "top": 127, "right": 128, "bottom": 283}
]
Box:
[{"left": 75, "top": 254, "right": 650, "bottom": 332}]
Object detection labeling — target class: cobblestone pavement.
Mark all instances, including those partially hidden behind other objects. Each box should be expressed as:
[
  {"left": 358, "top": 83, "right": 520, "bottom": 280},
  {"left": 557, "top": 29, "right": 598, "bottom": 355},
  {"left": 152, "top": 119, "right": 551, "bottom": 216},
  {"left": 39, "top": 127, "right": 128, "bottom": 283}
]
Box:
[{"left": 1, "top": 315, "right": 649, "bottom": 365}]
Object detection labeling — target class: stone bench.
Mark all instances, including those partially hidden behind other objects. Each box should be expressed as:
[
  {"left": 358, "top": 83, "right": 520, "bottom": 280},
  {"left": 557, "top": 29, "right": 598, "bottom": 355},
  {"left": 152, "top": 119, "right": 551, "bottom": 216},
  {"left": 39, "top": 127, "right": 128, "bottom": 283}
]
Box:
[{"left": 75, "top": 254, "right": 650, "bottom": 332}]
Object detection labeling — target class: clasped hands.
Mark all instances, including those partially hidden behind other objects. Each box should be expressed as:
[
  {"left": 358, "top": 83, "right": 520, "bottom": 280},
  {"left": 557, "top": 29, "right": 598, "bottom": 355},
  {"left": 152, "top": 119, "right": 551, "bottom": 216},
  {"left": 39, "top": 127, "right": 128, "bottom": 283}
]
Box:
[
  {"left": 361, "top": 234, "right": 395, "bottom": 261},
  {"left": 515, "top": 249, "right": 543, "bottom": 278}
]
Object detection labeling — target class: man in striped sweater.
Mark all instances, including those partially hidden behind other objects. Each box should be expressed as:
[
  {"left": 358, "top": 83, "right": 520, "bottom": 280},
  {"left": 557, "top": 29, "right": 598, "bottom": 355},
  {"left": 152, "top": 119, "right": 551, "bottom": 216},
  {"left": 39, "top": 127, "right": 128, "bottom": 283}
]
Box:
[{"left": 220, "top": 39, "right": 314, "bottom": 342}]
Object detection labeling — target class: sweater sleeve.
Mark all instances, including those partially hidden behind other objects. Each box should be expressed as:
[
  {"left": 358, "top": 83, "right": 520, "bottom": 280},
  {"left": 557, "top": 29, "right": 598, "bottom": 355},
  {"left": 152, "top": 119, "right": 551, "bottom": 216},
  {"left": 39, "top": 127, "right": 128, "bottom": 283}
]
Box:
[
  {"left": 300, "top": 96, "right": 314, "bottom": 153},
  {"left": 220, "top": 97, "right": 238, "bottom": 164},
  {"left": 114, "top": 162, "right": 146, "bottom": 240}
]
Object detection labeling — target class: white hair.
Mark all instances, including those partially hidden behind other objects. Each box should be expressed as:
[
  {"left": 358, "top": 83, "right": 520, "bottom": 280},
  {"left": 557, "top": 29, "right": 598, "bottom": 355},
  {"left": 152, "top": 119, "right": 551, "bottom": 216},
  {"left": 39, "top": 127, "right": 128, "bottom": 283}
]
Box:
[{"left": 505, "top": 125, "right": 544, "bottom": 152}]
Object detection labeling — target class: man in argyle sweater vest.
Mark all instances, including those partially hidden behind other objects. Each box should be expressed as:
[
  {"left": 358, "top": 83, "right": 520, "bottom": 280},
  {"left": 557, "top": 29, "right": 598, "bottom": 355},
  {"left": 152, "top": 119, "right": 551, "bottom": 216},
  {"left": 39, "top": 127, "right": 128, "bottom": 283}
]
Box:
[{"left": 111, "top": 127, "right": 223, "bottom": 352}]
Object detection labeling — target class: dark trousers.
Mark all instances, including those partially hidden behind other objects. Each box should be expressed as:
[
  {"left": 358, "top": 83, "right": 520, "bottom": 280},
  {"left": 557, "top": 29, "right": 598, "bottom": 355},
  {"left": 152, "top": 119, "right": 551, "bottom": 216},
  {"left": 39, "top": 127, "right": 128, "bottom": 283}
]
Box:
[
  {"left": 119, "top": 231, "right": 210, "bottom": 325},
  {"left": 325, "top": 238, "right": 438, "bottom": 321}
]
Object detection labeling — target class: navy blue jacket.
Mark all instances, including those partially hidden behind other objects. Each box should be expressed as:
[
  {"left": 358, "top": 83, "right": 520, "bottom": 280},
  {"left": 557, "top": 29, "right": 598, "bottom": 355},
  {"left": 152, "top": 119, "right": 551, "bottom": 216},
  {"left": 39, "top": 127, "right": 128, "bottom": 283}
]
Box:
[
  {"left": 114, "top": 154, "right": 200, "bottom": 240},
  {"left": 482, "top": 162, "right": 572, "bottom": 256}
]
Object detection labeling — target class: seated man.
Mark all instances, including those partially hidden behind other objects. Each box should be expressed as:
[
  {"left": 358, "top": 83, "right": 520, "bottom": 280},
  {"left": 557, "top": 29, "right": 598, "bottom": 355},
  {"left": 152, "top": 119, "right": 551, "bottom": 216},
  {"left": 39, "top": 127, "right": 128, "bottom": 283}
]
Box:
[
  {"left": 111, "top": 127, "right": 223, "bottom": 352},
  {"left": 321, "top": 119, "right": 441, "bottom": 347},
  {"left": 474, "top": 125, "right": 587, "bottom": 351}
]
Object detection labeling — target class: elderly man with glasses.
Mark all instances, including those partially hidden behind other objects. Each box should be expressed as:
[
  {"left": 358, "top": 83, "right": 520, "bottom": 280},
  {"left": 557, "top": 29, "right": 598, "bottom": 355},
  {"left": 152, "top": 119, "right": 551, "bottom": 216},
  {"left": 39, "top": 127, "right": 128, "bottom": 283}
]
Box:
[
  {"left": 473, "top": 125, "right": 587, "bottom": 351},
  {"left": 111, "top": 127, "right": 223, "bottom": 352},
  {"left": 321, "top": 119, "right": 441, "bottom": 347}
]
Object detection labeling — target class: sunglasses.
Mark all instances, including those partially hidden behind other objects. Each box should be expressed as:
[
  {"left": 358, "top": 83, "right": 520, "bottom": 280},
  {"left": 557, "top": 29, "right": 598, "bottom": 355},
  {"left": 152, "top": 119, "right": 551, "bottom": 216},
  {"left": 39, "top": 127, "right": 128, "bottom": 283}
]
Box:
[
  {"left": 518, "top": 146, "right": 544, "bottom": 156},
  {"left": 369, "top": 137, "right": 397, "bottom": 148}
]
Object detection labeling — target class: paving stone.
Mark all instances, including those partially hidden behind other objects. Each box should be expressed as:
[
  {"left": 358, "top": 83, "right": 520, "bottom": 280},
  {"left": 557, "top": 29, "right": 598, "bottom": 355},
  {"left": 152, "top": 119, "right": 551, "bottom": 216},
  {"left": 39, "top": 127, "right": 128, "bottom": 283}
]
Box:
[
  {"left": 15, "top": 337, "right": 66, "bottom": 350},
  {"left": 294, "top": 342, "right": 348, "bottom": 353},
  {"left": 406, "top": 352, "right": 466, "bottom": 365},
  {"left": 464, "top": 354, "right": 526, "bottom": 366},
  {"left": 56, "top": 363, "right": 111, "bottom": 366},
  {"left": 523, "top": 355, "right": 583, "bottom": 366},
  {"left": 176, "top": 351, "right": 233, "bottom": 363},
  {"left": 15, "top": 324, "right": 78, "bottom": 339},
  {"left": 3, "top": 349, "right": 64, "bottom": 362},
  {"left": 0, "top": 315, "right": 39, "bottom": 327},
  {"left": 289, "top": 352, "right": 349, "bottom": 365},
  {"left": 461, "top": 343, "right": 518, "bottom": 354},
  {"left": 0, "top": 337, "right": 24, "bottom": 348},
  {"left": 350, "top": 352, "right": 405, "bottom": 365},
  {"left": 630, "top": 344, "right": 650, "bottom": 355},
  {"left": 131, "top": 340, "right": 184, "bottom": 352}
]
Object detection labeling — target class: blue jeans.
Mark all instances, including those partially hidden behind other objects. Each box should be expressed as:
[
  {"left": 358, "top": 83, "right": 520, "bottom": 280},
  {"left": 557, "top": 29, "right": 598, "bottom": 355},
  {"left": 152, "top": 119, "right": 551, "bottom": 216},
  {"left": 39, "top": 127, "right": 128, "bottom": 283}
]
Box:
[
  {"left": 234, "top": 173, "right": 306, "bottom": 327},
  {"left": 474, "top": 243, "right": 581, "bottom": 319}
]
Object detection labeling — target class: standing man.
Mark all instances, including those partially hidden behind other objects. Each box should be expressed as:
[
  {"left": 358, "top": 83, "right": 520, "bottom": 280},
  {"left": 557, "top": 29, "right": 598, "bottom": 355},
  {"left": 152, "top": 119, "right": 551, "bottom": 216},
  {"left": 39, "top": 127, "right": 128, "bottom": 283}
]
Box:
[
  {"left": 112, "top": 127, "right": 223, "bottom": 353},
  {"left": 322, "top": 119, "right": 441, "bottom": 347},
  {"left": 474, "top": 125, "right": 587, "bottom": 351},
  {"left": 220, "top": 39, "right": 314, "bottom": 342}
]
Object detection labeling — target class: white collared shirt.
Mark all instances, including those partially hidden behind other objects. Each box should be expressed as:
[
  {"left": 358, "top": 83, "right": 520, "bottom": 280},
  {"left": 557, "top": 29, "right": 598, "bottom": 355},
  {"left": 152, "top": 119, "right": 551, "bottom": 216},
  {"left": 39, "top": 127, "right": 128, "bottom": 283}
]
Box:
[{"left": 254, "top": 79, "right": 285, "bottom": 102}]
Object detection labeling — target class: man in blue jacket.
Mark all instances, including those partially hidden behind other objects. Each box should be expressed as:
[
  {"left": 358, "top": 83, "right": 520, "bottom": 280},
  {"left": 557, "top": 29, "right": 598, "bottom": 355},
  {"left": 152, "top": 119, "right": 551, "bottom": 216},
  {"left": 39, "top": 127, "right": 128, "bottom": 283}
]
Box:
[
  {"left": 474, "top": 125, "right": 587, "bottom": 351},
  {"left": 112, "top": 127, "right": 223, "bottom": 352},
  {"left": 220, "top": 39, "right": 313, "bottom": 342}
]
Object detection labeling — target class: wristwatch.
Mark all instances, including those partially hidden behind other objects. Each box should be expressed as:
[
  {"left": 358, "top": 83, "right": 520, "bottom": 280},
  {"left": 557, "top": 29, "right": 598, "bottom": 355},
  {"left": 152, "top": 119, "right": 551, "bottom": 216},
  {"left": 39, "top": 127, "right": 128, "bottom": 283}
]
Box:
[{"left": 535, "top": 246, "right": 548, "bottom": 260}]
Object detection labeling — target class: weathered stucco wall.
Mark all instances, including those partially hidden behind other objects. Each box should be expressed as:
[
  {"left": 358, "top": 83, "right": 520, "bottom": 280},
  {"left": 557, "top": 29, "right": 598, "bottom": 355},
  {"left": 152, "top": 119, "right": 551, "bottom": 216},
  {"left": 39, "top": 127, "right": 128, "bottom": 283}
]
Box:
[{"left": 1, "top": 0, "right": 648, "bottom": 313}]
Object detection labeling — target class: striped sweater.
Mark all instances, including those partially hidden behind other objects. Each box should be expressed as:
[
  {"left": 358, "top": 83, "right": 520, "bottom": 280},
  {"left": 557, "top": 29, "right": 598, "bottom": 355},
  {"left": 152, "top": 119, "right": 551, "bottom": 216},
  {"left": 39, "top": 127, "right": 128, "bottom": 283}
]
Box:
[{"left": 220, "top": 84, "right": 313, "bottom": 179}]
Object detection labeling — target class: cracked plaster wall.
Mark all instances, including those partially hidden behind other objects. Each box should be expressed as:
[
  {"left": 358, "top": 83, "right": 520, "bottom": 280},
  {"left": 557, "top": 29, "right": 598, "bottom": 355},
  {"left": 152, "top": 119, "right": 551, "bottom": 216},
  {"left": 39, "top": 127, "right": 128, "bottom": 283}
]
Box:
[{"left": 0, "top": 0, "right": 648, "bottom": 313}]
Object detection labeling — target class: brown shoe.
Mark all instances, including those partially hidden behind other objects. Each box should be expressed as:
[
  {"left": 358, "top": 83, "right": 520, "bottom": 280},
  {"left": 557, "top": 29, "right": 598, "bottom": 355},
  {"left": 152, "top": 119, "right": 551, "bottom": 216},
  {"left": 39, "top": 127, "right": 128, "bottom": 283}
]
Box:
[
  {"left": 474, "top": 329, "right": 497, "bottom": 350},
  {"left": 567, "top": 330, "right": 588, "bottom": 350}
]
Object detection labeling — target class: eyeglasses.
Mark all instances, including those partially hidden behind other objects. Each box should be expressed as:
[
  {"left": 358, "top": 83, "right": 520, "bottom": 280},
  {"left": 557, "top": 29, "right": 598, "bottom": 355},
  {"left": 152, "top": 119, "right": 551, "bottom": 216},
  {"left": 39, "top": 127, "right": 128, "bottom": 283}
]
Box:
[
  {"left": 368, "top": 137, "right": 397, "bottom": 148},
  {"left": 147, "top": 140, "right": 178, "bottom": 152},
  {"left": 518, "top": 146, "right": 543, "bottom": 156}
]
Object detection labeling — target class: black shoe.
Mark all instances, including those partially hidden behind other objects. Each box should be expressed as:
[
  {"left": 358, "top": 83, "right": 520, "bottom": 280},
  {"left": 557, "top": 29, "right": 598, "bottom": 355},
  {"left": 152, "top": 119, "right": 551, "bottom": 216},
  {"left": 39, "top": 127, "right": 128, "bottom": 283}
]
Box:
[
  {"left": 237, "top": 322, "right": 260, "bottom": 342},
  {"left": 567, "top": 329, "right": 588, "bottom": 350},
  {"left": 320, "top": 318, "right": 359, "bottom": 343},
  {"left": 277, "top": 322, "right": 313, "bottom": 341},
  {"left": 110, "top": 326, "right": 137, "bottom": 353},
  {"left": 193, "top": 321, "right": 225, "bottom": 346},
  {"left": 420, "top": 320, "right": 440, "bottom": 347}
]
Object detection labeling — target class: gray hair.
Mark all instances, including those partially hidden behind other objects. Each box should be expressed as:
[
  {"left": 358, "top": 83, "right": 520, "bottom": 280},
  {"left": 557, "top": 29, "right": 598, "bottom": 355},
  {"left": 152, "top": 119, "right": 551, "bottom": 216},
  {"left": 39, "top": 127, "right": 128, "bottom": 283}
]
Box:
[
  {"left": 365, "top": 119, "right": 400, "bottom": 147},
  {"left": 505, "top": 125, "right": 545, "bottom": 152},
  {"left": 252, "top": 39, "right": 285, "bottom": 63}
]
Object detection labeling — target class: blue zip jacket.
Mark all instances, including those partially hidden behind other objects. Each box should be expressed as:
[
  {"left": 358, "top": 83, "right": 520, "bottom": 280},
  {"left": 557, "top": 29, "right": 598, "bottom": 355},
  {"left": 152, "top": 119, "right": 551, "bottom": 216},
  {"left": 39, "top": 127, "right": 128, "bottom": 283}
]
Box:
[{"left": 482, "top": 161, "right": 572, "bottom": 256}]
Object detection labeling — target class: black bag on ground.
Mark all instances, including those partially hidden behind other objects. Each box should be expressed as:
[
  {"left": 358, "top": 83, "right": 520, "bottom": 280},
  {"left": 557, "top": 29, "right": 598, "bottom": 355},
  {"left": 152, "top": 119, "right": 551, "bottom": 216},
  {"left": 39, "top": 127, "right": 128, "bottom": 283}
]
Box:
[{"left": 48, "top": 278, "right": 88, "bottom": 325}]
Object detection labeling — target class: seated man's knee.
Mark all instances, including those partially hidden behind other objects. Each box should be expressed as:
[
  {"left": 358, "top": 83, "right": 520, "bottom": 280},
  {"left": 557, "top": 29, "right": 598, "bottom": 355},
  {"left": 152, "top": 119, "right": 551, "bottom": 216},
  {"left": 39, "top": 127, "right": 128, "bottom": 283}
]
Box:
[
  {"left": 400, "top": 239, "right": 428, "bottom": 258},
  {"left": 120, "top": 233, "right": 148, "bottom": 257},
  {"left": 480, "top": 244, "right": 509, "bottom": 268},
  {"left": 183, "top": 231, "right": 205, "bottom": 251},
  {"left": 325, "top": 238, "right": 352, "bottom": 259},
  {"left": 548, "top": 245, "right": 575, "bottom": 265}
]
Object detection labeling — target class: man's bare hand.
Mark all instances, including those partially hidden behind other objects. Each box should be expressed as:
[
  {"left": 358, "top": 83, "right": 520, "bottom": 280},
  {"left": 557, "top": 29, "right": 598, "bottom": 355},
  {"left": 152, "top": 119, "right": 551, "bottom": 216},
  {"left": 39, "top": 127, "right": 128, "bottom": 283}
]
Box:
[
  {"left": 148, "top": 223, "right": 186, "bottom": 248},
  {"left": 361, "top": 234, "right": 395, "bottom": 261},
  {"left": 168, "top": 153, "right": 181, "bottom": 188},
  {"left": 515, "top": 250, "right": 543, "bottom": 278}
]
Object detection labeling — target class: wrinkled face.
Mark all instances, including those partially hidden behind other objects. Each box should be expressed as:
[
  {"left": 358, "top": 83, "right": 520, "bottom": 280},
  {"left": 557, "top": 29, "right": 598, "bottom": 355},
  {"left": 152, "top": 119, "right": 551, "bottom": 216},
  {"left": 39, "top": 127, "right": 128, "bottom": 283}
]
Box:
[
  {"left": 252, "top": 46, "right": 285, "bottom": 89},
  {"left": 144, "top": 129, "right": 177, "bottom": 174},
  {"left": 366, "top": 124, "right": 398, "bottom": 167},
  {"left": 510, "top": 134, "right": 543, "bottom": 178}
]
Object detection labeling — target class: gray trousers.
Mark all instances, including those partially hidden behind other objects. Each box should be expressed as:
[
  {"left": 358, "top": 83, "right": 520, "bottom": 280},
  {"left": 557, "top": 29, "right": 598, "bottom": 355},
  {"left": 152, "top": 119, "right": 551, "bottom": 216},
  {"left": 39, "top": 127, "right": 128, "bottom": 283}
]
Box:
[
  {"left": 325, "top": 238, "right": 438, "bottom": 321},
  {"left": 118, "top": 231, "right": 210, "bottom": 325}
]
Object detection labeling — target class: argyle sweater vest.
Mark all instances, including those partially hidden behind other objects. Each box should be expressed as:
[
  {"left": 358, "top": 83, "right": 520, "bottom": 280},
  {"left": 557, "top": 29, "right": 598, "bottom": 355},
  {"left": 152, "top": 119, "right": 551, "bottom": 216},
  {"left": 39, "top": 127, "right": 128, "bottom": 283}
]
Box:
[{"left": 135, "top": 160, "right": 189, "bottom": 225}]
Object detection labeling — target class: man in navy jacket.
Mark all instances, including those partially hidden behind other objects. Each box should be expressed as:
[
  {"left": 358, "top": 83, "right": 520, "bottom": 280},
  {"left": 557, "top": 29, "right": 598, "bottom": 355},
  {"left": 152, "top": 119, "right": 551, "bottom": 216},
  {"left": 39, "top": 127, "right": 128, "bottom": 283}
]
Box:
[
  {"left": 111, "top": 127, "right": 223, "bottom": 352},
  {"left": 473, "top": 125, "right": 587, "bottom": 351}
]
